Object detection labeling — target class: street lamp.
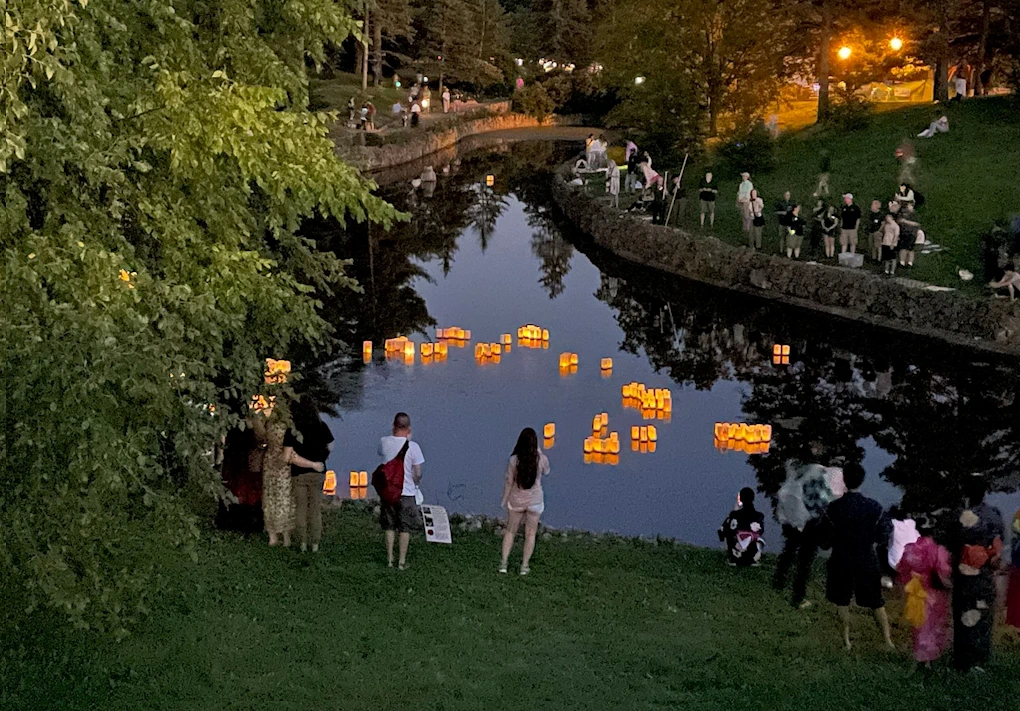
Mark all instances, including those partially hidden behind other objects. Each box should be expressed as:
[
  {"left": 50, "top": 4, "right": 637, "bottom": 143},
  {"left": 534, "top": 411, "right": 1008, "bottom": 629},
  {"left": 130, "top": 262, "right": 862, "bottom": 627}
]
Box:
[
  {"left": 837, "top": 46, "right": 852, "bottom": 61},
  {"left": 890, "top": 37, "right": 903, "bottom": 52}
]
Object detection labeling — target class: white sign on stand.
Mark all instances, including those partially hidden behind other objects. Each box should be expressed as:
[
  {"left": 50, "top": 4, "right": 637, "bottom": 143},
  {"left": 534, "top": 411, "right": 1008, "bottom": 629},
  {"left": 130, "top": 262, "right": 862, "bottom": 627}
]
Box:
[{"left": 420, "top": 505, "right": 452, "bottom": 544}]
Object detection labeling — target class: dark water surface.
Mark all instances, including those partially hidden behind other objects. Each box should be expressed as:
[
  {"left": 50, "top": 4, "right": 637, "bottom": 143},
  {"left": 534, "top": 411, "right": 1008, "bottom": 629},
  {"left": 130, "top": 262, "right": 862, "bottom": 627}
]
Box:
[{"left": 316, "top": 139, "right": 1020, "bottom": 548}]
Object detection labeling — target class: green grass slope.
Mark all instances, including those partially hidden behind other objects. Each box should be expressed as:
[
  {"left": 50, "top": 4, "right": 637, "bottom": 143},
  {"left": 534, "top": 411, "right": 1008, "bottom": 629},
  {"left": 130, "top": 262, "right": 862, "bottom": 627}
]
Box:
[
  {"left": 2, "top": 506, "right": 1018, "bottom": 711},
  {"left": 674, "top": 98, "right": 1020, "bottom": 292}
]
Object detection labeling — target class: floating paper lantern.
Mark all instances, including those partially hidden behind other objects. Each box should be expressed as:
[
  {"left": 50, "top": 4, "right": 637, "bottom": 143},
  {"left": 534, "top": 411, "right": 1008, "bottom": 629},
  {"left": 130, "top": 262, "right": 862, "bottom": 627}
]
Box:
[
  {"left": 601, "top": 358, "right": 613, "bottom": 370},
  {"left": 593, "top": 438, "right": 604, "bottom": 453},
  {"left": 349, "top": 471, "right": 359, "bottom": 487},
  {"left": 436, "top": 342, "right": 448, "bottom": 356},
  {"left": 647, "top": 425, "right": 657, "bottom": 442},
  {"left": 607, "top": 437, "right": 620, "bottom": 454},
  {"left": 463, "top": 330, "right": 471, "bottom": 340},
  {"left": 772, "top": 344, "right": 791, "bottom": 366},
  {"left": 569, "top": 353, "right": 578, "bottom": 366},
  {"left": 359, "top": 471, "right": 368, "bottom": 487},
  {"left": 421, "top": 343, "right": 434, "bottom": 357},
  {"left": 631, "top": 426, "right": 640, "bottom": 440},
  {"left": 559, "top": 353, "right": 571, "bottom": 368},
  {"left": 583, "top": 437, "right": 594, "bottom": 453},
  {"left": 491, "top": 343, "right": 502, "bottom": 355},
  {"left": 584, "top": 452, "right": 594, "bottom": 465},
  {"left": 323, "top": 470, "right": 337, "bottom": 496},
  {"left": 639, "top": 426, "right": 649, "bottom": 442},
  {"left": 542, "top": 329, "right": 550, "bottom": 341},
  {"left": 502, "top": 334, "right": 512, "bottom": 345},
  {"left": 403, "top": 341, "right": 415, "bottom": 357},
  {"left": 544, "top": 423, "right": 555, "bottom": 438},
  {"left": 592, "top": 416, "right": 601, "bottom": 433}
]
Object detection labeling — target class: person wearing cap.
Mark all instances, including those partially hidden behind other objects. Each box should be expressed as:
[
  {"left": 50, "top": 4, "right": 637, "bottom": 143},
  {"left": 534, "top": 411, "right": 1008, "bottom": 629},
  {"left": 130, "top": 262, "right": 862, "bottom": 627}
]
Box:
[
  {"left": 737, "top": 172, "right": 754, "bottom": 235},
  {"left": 839, "top": 193, "right": 862, "bottom": 255}
]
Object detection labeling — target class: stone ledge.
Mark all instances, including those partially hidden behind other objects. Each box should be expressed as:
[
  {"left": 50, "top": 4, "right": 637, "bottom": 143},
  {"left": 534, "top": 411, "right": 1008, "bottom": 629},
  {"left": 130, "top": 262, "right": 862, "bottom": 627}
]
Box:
[
  {"left": 337, "top": 112, "right": 561, "bottom": 172},
  {"left": 551, "top": 170, "right": 1020, "bottom": 356}
]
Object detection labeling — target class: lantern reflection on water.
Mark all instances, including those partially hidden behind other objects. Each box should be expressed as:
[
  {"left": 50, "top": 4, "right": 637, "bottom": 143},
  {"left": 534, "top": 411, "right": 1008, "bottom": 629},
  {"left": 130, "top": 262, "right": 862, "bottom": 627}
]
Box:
[
  {"left": 544, "top": 437, "right": 555, "bottom": 450},
  {"left": 350, "top": 486, "right": 368, "bottom": 500},
  {"left": 772, "top": 344, "right": 791, "bottom": 366}
]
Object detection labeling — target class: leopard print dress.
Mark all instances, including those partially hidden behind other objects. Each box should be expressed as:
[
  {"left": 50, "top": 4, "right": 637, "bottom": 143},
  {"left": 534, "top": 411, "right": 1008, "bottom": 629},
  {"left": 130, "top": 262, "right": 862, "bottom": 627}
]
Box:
[{"left": 261, "top": 420, "right": 294, "bottom": 534}]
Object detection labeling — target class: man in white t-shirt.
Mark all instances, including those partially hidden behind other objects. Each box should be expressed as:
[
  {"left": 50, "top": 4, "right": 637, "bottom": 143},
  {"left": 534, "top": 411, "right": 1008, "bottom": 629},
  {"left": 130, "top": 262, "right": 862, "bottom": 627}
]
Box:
[{"left": 378, "top": 412, "right": 425, "bottom": 569}]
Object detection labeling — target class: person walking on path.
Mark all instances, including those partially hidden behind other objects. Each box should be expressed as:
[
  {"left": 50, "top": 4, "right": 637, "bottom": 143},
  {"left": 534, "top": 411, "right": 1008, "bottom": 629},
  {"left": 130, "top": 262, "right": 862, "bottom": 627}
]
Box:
[
  {"left": 881, "top": 213, "right": 900, "bottom": 275},
  {"left": 774, "top": 462, "right": 844, "bottom": 607},
  {"left": 897, "top": 535, "right": 952, "bottom": 664},
  {"left": 748, "top": 189, "right": 765, "bottom": 249},
  {"left": 499, "top": 428, "right": 550, "bottom": 575},
  {"left": 442, "top": 88, "right": 451, "bottom": 113},
  {"left": 818, "top": 463, "right": 895, "bottom": 651},
  {"left": 947, "top": 474, "right": 1004, "bottom": 671},
  {"left": 867, "top": 200, "right": 884, "bottom": 263},
  {"left": 839, "top": 193, "right": 861, "bottom": 255},
  {"left": 699, "top": 172, "right": 718, "bottom": 228},
  {"left": 285, "top": 400, "right": 333, "bottom": 553},
  {"left": 785, "top": 204, "right": 805, "bottom": 259},
  {"left": 379, "top": 412, "right": 426, "bottom": 570},
  {"left": 737, "top": 172, "right": 754, "bottom": 235},
  {"left": 718, "top": 487, "right": 765, "bottom": 567},
  {"left": 774, "top": 190, "right": 794, "bottom": 253}
]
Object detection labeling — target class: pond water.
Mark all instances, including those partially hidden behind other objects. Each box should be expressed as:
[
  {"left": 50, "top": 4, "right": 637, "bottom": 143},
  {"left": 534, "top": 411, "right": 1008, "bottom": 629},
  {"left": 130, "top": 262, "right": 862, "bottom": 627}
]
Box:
[{"left": 314, "top": 139, "right": 1020, "bottom": 548}]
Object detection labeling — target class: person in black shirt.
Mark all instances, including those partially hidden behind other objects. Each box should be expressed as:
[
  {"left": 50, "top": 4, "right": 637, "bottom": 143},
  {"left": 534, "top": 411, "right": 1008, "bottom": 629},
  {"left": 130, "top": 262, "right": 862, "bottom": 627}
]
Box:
[
  {"left": 786, "top": 204, "right": 805, "bottom": 259},
  {"left": 718, "top": 487, "right": 766, "bottom": 567},
  {"left": 774, "top": 190, "right": 794, "bottom": 252},
  {"left": 821, "top": 205, "right": 839, "bottom": 259},
  {"left": 839, "top": 193, "right": 862, "bottom": 255},
  {"left": 866, "top": 199, "right": 884, "bottom": 262},
  {"left": 698, "top": 172, "right": 718, "bottom": 228},
  {"left": 818, "top": 463, "right": 894, "bottom": 651},
  {"left": 284, "top": 400, "right": 335, "bottom": 553}
]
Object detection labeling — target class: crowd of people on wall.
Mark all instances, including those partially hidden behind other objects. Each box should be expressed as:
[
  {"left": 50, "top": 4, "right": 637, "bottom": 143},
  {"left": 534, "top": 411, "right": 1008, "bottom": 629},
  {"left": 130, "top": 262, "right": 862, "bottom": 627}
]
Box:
[{"left": 719, "top": 461, "right": 1020, "bottom": 669}]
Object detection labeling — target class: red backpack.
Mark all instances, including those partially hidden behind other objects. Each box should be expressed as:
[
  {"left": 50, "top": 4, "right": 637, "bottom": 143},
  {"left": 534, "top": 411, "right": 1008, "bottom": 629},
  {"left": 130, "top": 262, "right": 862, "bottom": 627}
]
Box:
[{"left": 371, "top": 439, "right": 409, "bottom": 505}]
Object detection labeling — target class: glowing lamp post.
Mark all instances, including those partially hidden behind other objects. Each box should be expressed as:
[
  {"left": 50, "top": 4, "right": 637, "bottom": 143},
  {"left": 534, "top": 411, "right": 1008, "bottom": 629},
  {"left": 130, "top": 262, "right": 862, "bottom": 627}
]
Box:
[
  {"left": 890, "top": 37, "right": 903, "bottom": 52},
  {"left": 837, "top": 46, "right": 852, "bottom": 61}
]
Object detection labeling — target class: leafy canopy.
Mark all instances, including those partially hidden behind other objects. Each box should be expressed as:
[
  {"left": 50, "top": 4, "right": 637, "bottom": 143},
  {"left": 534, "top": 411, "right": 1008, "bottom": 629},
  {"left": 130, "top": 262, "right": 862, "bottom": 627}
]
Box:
[{"left": 1, "top": 0, "right": 400, "bottom": 634}]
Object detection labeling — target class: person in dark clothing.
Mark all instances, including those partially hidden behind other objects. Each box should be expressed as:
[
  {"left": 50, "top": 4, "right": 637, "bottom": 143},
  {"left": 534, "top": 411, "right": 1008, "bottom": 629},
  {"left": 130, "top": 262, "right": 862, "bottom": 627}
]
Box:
[
  {"left": 866, "top": 199, "right": 885, "bottom": 262},
  {"left": 774, "top": 190, "right": 794, "bottom": 252},
  {"left": 284, "top": 401, "right": 334, "bottom": 553},
  {"left": 785, "top": 204, "right": 805, "bottom": 259},
  {"left": 650, "top": 181, "right": 667, "bottom": 225},
  {"left": 947, "top": 474, "right": 1005, "bottom": 672},
  {"left": 718, "top": 487, "right": 766, "bottom": 567},
  {"left": 819, "top": 463, "right": 895, "bottom": 651}
]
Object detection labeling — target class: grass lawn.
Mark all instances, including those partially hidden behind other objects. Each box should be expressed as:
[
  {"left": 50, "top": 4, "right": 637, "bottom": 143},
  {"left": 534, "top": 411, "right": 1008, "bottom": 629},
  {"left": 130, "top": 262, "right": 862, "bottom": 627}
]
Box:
[
  {"left": 310, "top": 73, "right": 409, "bottom": 130},
  {"left": 668, "top": 97, "right": 1020, "bottom": 293},
  {"left": 3, "top": 505, "right": 1018, "bottom": 711}
]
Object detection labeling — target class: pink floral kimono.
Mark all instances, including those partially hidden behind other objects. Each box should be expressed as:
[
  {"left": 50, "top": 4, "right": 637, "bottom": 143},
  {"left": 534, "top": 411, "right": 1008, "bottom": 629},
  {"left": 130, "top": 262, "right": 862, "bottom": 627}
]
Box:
[{"left": 897, "top": 536, "right": 952, "bottom": 663}]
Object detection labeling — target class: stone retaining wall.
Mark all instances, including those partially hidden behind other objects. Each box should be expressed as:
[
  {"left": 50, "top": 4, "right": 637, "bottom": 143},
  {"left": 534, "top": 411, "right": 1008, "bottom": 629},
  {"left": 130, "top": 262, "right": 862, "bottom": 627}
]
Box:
[
  {"left": 338, "top": 112, "right": 559, "bottom": 172},
  {"left": 552, "top": 171, "right": 1020, "bottom": 355}
]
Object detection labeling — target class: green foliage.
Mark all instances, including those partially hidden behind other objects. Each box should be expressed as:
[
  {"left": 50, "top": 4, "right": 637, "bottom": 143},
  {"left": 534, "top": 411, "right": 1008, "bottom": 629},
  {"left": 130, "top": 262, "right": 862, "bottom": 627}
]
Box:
[
  {"left": 513, "top": 82, "right": 555, "bottom": 121},
  {"left": 1, "top": 0, "right": 400, "bottom": 634},
  {"left": 716, "top": 121, "right": 777, "bottom": 175},
  {"left": 410, "top": 0, "right": 510, "bottom": 89},
  {"left": 826, "top": 88, "right": 874, "bottom": 132}
]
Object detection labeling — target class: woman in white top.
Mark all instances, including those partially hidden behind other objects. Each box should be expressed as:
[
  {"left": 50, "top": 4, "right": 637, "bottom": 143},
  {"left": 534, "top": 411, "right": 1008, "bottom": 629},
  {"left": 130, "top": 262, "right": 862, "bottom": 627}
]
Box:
[{"left": 499, "top": 427, "right": 550, "bottom": 575}]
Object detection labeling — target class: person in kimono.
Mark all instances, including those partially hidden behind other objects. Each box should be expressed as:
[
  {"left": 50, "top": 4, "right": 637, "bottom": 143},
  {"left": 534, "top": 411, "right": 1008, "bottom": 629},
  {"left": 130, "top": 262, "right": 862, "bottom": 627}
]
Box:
[
  {"left": 897, "top": 536, "right": 952, "bottom": 664},
  {"left": 718, "top": 487, "right": 765, "bottom": 567},
  {"left": 947, "top": 474, "right": 1005, "bottom": 671},
  {"left": 1007, "top": 508, "right": 1020, "bottom": 630}
]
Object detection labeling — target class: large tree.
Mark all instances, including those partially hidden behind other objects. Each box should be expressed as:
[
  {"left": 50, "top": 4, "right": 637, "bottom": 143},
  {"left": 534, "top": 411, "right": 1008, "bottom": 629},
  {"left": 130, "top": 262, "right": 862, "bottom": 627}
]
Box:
[{"left": 2, "top": 0, "right": 399, "bottom": 633}]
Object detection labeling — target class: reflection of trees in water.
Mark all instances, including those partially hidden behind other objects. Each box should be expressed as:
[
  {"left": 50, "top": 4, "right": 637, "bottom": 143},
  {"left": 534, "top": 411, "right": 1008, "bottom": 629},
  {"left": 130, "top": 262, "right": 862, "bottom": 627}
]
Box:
[
  {"left": 592, "top": 270, "right": 1020, "bottom": 517},
  {"left": 465, "top": 184, "right": 509, "bottom": 252},
  {"left": 530, "top": 211, "right": 574, "bottom": 299}
]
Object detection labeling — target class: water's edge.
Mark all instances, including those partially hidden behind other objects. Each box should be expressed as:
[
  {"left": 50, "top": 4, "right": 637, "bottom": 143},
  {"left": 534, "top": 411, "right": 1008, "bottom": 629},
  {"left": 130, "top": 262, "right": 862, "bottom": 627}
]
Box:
[{"left": 551, "top": 168, "right": 1020, "bottom": 357}]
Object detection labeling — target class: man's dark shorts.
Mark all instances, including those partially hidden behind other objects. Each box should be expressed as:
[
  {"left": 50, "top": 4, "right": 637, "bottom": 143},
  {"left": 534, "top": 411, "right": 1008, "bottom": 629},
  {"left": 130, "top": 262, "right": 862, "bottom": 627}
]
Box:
[
  {"left": 826, "top": 562, "right": 884, "bottom": 609},
  {"left": 380, "top": 495, "right": 419, "bottom": 533}
]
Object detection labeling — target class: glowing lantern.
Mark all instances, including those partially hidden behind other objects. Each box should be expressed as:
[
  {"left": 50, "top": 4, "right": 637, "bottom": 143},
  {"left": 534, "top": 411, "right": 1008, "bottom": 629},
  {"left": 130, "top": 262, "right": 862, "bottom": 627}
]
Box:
[
  {"left": 583, "top": 437, "right": 594, "bottom": 453},
  {"left": 559, "top": 353, "right": 571, "bottom": 368},
  {"left": 647, "top": 425, "right": 657, "bottom": 442},
  {"left": 762, "top": 425, "right": 773, "bottom": 441},
  {"left": 502, "top": 334, "right": 512, "bottom": 345},
  {"left": 890, "top": 36, "right": 903, "bottom": 52},
  {"left": 592, "top": 416, "right": 601, "bottom": 432},
  {"left": 349, "top": 471, "right": 359, "bottom": 487},
  {"left": 323, "top": 470, "right": 337, "bottom": 496},
  {"left": 569, "top": 353, "right": 578, "bottom": 366},
  {"left": 544, "top": 423, "right": 555, "bottom": 438},
  {"left": 421, "top": 343, "right": 434, "bottom": 357},
  {"left": 542, "top": 329, "right": 550, "bottom": 341},
  {"left": 714, "top": 422, "right": 726, "bottom": 439},
  {"left": 436, "top": 342, "right": 448, "bottom": 356},
  {"left": 544, "top": 437, "right": 555, "bottom": 450},
  {"left": 359, "top": 471, "right": 368, "bottom": 487},
  {"left": 747, "top": 426, "right": 761, "bottom": 444},
  {"left": 593, "top": 438, "right": 604, "bottom": 453},
  {"left": 631, "top": 426, "right": 640, "bottom": 440},
  {"left": 264, "top": 358, "right": 291, "bottom": 384},
  {"left": 402, "top": 341, "right": 415, "bottom": 357},
  {"left": 837, "top": 45, "right": 852, "bottom": 61},
  {"left": 486, "top": 174, "right": 495, "bottom": 186},
  {"left": 491, "top": 343, "right": 502, "bottom": 355},
  {"left": 639, "top": 426, "right": 649, "bottom": 442},
  {"left": 601, "top": 358, "right": 613, "bottom": 370},
  {"left": 463, "top": 330, "right": 471, "bottom": 340},
  {"left": 607, "top": 437, "right": 620, "bottom": 454}
]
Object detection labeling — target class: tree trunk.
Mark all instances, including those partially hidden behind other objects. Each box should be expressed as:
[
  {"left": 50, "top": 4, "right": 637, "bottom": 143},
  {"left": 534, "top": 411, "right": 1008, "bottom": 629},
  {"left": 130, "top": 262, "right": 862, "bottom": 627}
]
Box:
[
  {"left": 975, "top": 0, "right": 991, "bottom": 95},
  {"left": 816, "top": 0, "right": 832, "bottom": 123},
  {"left": 361, "top": 4, "right": 369, "bottom": 91},
  {"left": 479, "top": 0, "right": 487, "bottom": 58},
  {"left": 932, "top": 0, "right": 949, "bottom": 102},
  {"left": 372, "top": 19, "right": 382, "bottom": 87}
]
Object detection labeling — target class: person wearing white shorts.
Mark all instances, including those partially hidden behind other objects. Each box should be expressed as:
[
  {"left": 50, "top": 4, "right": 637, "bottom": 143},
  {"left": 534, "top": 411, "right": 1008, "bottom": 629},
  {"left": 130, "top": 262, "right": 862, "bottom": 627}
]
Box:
[{"left": 499, "top": 427, "right": 550, "bottom": 575}]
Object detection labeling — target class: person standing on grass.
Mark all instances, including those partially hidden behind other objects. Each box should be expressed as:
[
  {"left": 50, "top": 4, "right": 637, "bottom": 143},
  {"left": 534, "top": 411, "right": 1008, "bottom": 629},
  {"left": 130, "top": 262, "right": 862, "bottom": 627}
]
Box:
[
  {"left": 256, "top": 403, "right": 296, "bottom": 548},
  {"left": 410, "top": 100, "right": 421, "bottom": 128},
  {"left": 947, "top": 474, "right": 1004, "bottom": 671},
  {"left": 897, "top": 204, "right": 920, "bottom": 269},
  {"left": 821, "top": 205, "right": 839, "bottom": 259},
  {"left": 347, "top": 96, "right": 356, "bottom": 126},
  {"left": 839, "top": 193, "right": 861, "bottom": 255},
  {"left": 1006, "top": 508, "right": 1020, "bottom": 630},
  {"left": 499, "top": 427, "right": 550, "bottom": 575},
  {"left": 897, "top": 535, "right": 952, "bottom": 665},
  {"left": 867, "top": 200, "right": 885, "bottom": 263},
  {"left": 608, "top": 160, "right": 621, "bottom": 208},
  {"left": 626, "top": 146, "right": 641, "bottom": 192},
  {"left": 774, "top": 190, "right": 794, "bottom": 253},
  {"left": 818, "top": 463, "right": 895, "bottom": 651},
  {"left": 699, "top": 171, "right": 718, "bottom": 228},
  {"left": 737, "top": 172, "right": 754, "bottom": 235},
  {"left": 748, "top": 189, "right": 765, "bottom": 249},
  {"left": 285, "top": 400, "right": 333, "bottom": 553},
  {"left": 379, "top": 412, "right": 425, "bottom": 570},
  {"left": 366, "top": 101, "right": 376, "bottom": 131},
  {"left": 881, "top": 213, "right": 900, "bottom": 275},
  {"left": 442, "top": 87, "right": 451, "bottom": 113},
  {"left": 785, "top": 204, "right": 805, "bottom": 259},
  {"left": 718, "top": 487, "right": 765, "bottom": 567}
]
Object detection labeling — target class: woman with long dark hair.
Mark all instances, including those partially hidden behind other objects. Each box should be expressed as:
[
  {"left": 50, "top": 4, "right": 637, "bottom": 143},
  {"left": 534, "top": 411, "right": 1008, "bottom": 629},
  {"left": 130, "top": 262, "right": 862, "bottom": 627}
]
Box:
[{"left": 499, "top": 427, "right": 550, "bottom": 575}]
